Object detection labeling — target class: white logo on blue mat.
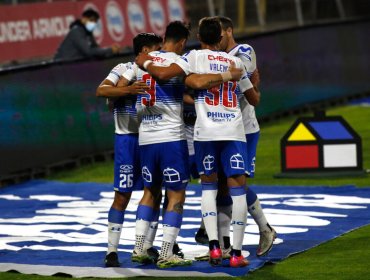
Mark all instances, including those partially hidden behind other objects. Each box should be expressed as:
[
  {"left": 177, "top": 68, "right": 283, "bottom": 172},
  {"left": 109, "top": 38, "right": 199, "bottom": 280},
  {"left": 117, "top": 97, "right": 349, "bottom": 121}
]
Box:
[
  {"left": 230, "top": 153, "right": 245, "bottom": 169},
  {"left": 163, "top": 168, "right": 180, "bottom": 183},
  {"left": 203, "top": 155, "right": 215, "bottom": 170},
  {"left": 1, "top": 181, "right": 370, "bottom": 278},
  {"left": 142, "top": 166, "right": 152, "bottom": 182}
]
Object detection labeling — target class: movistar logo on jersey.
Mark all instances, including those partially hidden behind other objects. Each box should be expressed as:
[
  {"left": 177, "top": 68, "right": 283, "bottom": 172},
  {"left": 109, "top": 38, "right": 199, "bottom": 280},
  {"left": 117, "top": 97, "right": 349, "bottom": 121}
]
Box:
[
  {"left": 142, "top": 114, "right": 162, "bottom": 121},
  {"left": 207, "top": 111, "right": 236, "bottom": 122}
]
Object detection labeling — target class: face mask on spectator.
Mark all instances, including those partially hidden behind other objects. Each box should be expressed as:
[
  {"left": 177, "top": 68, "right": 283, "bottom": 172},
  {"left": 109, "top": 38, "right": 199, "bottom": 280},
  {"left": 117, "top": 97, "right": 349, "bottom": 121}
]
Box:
[{"left": 85, "top": 21, "right": 97, "bottom": 32}]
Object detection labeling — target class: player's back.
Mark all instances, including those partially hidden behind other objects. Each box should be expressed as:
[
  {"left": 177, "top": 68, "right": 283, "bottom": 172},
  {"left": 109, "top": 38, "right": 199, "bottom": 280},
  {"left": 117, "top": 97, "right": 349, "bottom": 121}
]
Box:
[
  {"left": 176, "top": 49, "right": 251, "bottom": 142},
  {"left": 125, "top": 51, "right": 186, "bottom": 145}
]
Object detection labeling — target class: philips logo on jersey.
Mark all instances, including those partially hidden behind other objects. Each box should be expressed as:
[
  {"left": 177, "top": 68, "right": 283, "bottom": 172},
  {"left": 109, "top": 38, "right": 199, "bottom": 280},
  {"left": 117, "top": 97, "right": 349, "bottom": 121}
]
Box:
[
  {"left": 207, "top": 111, "right": 236, "bottom": 122},
  {"left": 142, "top": 114, "right": 162, "bottom": 121}
]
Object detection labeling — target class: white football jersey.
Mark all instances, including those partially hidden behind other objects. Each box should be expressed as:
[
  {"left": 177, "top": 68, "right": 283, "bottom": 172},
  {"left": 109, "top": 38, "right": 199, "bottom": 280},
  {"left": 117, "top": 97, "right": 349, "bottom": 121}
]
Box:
[
  {"left": 105, "top": 62, "right": 139, "bottom": 135},
  {"left": 123, "top": 51, "right": 186, "bottom": 146},
  {"left": 229, "top": 44, "right": 260, "bottom": 134},
  {"left": 175, "top": 49, "right": 253, "bottom": 142}
]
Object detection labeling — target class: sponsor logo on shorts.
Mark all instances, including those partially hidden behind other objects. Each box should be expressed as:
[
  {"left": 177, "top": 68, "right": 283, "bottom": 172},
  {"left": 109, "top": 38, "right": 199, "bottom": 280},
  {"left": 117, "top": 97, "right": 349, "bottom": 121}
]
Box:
[{"left": 120, "top": 165, "right": 133, "bottom": 174}]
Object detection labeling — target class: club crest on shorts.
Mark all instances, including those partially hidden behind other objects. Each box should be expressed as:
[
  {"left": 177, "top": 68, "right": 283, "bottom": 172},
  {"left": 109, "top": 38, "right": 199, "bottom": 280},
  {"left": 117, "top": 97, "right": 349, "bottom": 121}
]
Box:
[
  {"left": 142, "top": 166, "right": 152, "bottom": 182},
  {"left": 163, "top": 168, "right": 180, "bottom": 183},
  {"left": 230, "top": 153, "right": 245, "bottom": 169},
  {"left": 203, "top": 155, "right": 215, "bottom": 171}
]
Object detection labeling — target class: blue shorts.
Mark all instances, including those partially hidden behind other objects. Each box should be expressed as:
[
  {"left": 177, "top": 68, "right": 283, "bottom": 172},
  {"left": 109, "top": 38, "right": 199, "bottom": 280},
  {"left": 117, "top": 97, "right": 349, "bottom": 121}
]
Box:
[
  {"left": 114, "top": 134, "right": 143, "bottom": 193},
  {"left": 194, "top": 140, "right": 248, "bottom": 178},
  {"left": 246, "top": 131, "right": 260, "bottom": 177},
  {"left": 140, "top": 140, "right": 189, "bottom": 190}
]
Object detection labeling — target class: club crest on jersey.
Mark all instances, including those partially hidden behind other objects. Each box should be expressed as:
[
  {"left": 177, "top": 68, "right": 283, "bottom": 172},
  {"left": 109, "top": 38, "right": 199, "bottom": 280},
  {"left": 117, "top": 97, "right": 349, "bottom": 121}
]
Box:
[
  {"left": 163, "top": 168, "right": 181, "bottom": 183},
  {"left": 120, "top": 165, "right": 133, "bottom": 174},
  {"left": 230, "top": 153, "right": 245, "bottom": 170},
  {"left": 203, "top": 155, "right": 215, "bottom": 171},
  {"left": 142, "top": 166, "right": 152, "bottom": 182}
]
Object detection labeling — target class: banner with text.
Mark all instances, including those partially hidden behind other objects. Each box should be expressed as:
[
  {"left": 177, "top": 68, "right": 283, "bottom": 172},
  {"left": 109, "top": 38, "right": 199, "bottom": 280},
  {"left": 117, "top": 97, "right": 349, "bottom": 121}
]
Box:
[{"left": 0, "top": 0, "right": 185, "bottom": 62}]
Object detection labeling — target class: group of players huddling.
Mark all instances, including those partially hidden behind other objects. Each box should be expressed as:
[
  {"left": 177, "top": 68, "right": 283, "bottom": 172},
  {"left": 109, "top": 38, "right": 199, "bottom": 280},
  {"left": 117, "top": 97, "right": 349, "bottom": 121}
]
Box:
[{"left": 96, "top": 16, "right": 277, "bottom": 269}]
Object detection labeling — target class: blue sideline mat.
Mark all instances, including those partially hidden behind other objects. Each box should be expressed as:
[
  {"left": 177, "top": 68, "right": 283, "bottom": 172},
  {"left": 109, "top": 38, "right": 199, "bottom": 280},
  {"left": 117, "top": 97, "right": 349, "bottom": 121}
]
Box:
[{"left": 0, "top": 180, "right": 369, "bottom": 277}]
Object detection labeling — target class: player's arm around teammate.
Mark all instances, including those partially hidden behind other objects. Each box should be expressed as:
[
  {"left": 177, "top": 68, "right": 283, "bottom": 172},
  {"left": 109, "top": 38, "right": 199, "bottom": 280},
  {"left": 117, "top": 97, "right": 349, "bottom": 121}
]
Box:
[
  {"left": 95, "top": 33, "right": 163, "bottom": 268},
  {"left": 135, "top": 52, "right": 243, "bottom": 88}
]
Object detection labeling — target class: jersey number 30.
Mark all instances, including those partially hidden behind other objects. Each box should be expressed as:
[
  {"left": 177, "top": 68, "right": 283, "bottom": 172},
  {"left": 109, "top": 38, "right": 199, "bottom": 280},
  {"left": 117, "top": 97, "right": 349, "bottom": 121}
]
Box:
[{"left": 205, "top": 81, "right": 237, "bottom": 108}]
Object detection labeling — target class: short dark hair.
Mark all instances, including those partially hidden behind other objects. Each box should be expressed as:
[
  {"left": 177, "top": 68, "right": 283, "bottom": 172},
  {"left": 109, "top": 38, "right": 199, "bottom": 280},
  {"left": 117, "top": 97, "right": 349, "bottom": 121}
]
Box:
[
  {"left": 217, "top": 16, "right": 234, "bottom": 31},
  {"left": 133, "top": 33, "right": 162, "bottom": 55},
  {"left": 164, "top": 21, "right": 191, "bottom": 43},
  {"left": 198, "top": 17, "right": 222, "bottom": 45},
  {"left": 82, "top": 9, "right": 100, "bottom": 21}
]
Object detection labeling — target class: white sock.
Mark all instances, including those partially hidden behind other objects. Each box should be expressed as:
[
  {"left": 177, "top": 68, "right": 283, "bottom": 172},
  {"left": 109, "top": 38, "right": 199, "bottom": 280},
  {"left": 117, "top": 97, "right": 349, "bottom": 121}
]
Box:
[
  {"left": 160, "top": 226, "right": 180, "bottom": 259},
  {"left": 201, "top": 189, "right": 218, "bottom": 241},
  {"left": 107, "top": 222, "right": 122, "bottom": 254},
  {"left": 134, "top": 219, "right": 150, "bottom": 254},
  {"left": 217, "top": 205, "right": 232, "bottom": 249},
  {"left": 231, "top": 193, "right": 247, "bottom": 251},
  {"left": 248, "top": 199, "right": 269, "bottom": 232},
  {"left": 144, "top": 221, "right": 158, "bottom": 250}
]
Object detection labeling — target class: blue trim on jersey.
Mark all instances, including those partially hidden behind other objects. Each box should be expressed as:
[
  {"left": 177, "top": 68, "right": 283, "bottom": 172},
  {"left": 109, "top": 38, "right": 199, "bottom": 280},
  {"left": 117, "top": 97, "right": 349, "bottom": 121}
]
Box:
[
  {"left": 110, "top": 70, "right": 121, "bottom": 79},
  {"left": 228, "top": 44, "right": 240, "bottom": 54}
]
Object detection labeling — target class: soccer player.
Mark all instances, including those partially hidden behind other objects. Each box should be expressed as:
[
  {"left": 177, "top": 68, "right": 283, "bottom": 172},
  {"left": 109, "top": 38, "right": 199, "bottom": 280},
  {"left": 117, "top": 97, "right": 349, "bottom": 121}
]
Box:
[
  {"left": 218, "top": 16, "right": 277, "bottom": 257},
  {"left": 96, "top": 33, "right": 162, "bottom": 267},
  {"left": 136, "top": 17, "right": 259, "bottom": 268},
  {"left": 123, "top": 21, "right": 242, "bottom": 269},
  {"left": 194, "top": 16, "right": 277, "bottom": 259}
]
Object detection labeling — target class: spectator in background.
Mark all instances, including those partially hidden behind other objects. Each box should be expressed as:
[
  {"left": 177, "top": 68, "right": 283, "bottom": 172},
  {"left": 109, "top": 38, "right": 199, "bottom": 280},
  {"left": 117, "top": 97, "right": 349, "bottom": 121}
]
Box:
[{"left": 54, "top": 9, "right": 120, "bottom": 61}]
